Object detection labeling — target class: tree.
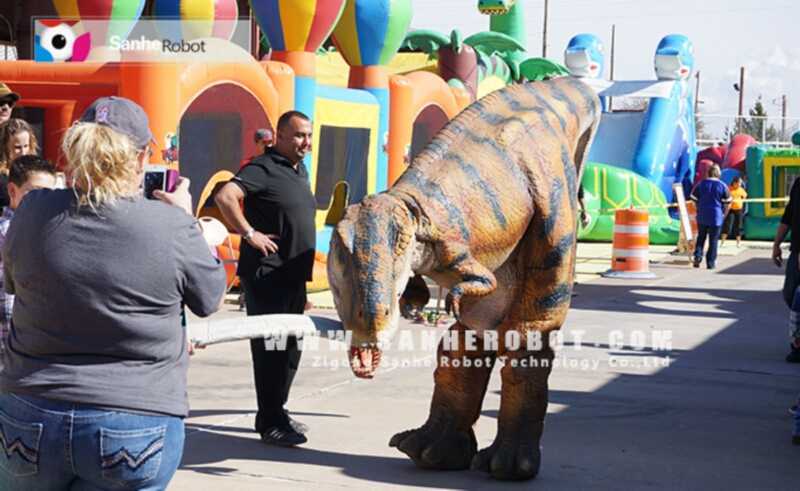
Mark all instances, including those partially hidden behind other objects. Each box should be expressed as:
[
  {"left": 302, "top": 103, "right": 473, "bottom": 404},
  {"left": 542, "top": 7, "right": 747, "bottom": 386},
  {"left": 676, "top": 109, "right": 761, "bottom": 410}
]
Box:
[
  {"left": 695, "top": 116, "right": 714, "bottom": 141},
  {"left": 741, "top": 97, "right": 779, "bottom": 142}
]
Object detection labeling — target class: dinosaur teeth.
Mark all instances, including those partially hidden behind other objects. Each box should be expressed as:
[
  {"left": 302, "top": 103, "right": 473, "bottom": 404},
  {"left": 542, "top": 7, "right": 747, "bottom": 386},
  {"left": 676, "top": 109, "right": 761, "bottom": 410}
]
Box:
[{"left": 478, "top": 7, "right": 510, "bottom": 15}]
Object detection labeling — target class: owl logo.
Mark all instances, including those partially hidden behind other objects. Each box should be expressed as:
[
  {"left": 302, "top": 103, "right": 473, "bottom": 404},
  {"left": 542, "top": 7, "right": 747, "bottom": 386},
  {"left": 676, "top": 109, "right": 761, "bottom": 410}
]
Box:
[{"left": 34, "top": 20, "right": 92, "bottom": 62}]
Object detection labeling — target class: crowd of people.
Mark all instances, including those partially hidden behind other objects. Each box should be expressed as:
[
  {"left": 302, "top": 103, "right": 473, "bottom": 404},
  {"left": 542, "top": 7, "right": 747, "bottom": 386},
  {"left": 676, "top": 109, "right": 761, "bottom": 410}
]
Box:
[
  {"left": 0, "top": 79, "right": 796, "bottom": 488},
  {"left": 0, "top": 82, "right": 320, "bottom": 487}
]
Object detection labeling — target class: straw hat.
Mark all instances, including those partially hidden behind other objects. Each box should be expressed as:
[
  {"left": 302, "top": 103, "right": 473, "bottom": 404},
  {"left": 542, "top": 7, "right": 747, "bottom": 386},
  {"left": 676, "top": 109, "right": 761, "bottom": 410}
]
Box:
[{"left": 0, "top": 83, "right": 20, "bottom": 103}]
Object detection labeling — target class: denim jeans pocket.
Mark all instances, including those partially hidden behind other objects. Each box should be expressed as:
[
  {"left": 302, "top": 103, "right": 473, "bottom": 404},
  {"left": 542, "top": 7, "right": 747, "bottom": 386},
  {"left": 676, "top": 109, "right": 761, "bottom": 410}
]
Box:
[
  {"left": 100, "top": 425, "right": 166, "bottom": 487},
  {"left": 0, "top": 409, "right": 43, "bottom": 478}
]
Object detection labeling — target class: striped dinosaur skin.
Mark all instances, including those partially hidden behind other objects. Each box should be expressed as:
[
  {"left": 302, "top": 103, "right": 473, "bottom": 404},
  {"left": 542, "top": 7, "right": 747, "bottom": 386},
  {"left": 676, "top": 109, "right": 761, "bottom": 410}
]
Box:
[{"left": 328, "top": 76, "right": 599, "bottom": 480}]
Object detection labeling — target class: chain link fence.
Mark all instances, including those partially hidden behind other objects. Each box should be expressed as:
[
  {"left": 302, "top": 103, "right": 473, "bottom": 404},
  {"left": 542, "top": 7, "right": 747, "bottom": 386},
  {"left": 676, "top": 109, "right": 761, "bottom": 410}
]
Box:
[{"left": 696, "top": 114, "right": 800, "bottom": 148}]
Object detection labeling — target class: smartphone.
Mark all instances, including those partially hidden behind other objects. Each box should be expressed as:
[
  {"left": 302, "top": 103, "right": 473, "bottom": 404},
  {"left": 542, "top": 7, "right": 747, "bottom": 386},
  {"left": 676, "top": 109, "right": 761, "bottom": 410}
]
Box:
[
  {"left": 144, "top": 167, "right": 179, "bottom": 199},
  {"left": 143, "top": 167, "right": 166, "bottom": 199},
  {"left": 54, "top": 172, "right": 67, "bottom": 189},
  {"left": 165, "top": 169, "right": 179, "bottom": 193}
]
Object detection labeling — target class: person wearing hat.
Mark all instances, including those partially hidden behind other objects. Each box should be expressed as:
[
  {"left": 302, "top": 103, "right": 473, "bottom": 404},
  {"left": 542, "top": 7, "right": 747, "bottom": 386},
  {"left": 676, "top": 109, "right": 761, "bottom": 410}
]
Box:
[
  {"left": 0, "top": 83, "right": 20, "bottom": 125},
  {"left": 0, "top": 96, "right": 226, "bottom": 490},
  {"left": 254, "top": 127, "right": 273, "bottom": 156}
]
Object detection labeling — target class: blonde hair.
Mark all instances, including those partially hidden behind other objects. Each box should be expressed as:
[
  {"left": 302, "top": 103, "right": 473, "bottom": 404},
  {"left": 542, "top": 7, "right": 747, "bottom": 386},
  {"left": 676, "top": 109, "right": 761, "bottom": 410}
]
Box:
[
  {"left": 0, "top": 118, "right": 39, "bottom": 173},
  {"left": 61, "top": 122, "right": 142, "bottom": 209},
  {"left": 708, "top": 164, "right": 721, "bottom": 179}
]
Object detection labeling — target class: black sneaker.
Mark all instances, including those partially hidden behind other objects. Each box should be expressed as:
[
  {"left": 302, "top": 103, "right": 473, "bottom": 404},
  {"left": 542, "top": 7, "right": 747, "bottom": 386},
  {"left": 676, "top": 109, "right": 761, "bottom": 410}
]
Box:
[
  {"left": 260, "top": 425, "right": 307, "bottom": 446},
  {"left": 287, "top": 415, "right": 309, "bottom": 435},
  {"left": 692, "top": 258, "right": 701, "bottom": 268},
  {"left": 786, "top": 345, "right": 800, "bottom": 363}
]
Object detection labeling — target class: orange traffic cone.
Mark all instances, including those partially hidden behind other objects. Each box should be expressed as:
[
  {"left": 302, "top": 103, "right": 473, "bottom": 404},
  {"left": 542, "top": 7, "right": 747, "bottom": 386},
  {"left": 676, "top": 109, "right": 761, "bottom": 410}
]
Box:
[{"left": 602, "top": 209, "right": 657, "bottom": 279}]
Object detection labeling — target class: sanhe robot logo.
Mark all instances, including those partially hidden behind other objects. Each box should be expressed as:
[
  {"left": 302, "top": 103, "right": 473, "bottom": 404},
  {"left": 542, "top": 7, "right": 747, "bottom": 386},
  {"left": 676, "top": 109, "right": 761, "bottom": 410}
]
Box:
[{"left": 34, "top": 20, "right": 92, "bottom": 62}]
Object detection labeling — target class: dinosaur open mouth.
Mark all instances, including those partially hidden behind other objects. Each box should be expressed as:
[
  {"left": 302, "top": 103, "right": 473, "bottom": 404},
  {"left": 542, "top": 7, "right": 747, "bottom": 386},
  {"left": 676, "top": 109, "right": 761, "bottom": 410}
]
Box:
[
  {"left": 349, "top": 346, "right": 382, "bottom": 379},
  {"left": 478, "top": 7, "right": 511, "bottom": 15}
]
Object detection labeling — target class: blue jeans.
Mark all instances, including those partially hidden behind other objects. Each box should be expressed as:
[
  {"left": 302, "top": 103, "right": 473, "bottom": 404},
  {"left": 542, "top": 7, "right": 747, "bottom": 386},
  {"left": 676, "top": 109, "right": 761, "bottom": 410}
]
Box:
[
  {"left": 694, "top": 224, "right": 721, "bottom": 268},
  {"left": 794, "top": 401, "right": 800, "bottom": 438},
  {"left": 782, "top": 252, "right": 800, "bottom": 347},
  {"left": 0, "top": 393, "right": 184, "bottom": 490}
]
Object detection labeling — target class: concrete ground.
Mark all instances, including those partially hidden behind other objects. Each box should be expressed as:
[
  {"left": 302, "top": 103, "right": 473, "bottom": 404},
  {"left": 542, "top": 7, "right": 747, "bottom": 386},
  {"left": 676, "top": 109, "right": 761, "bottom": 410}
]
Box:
[{"left": 173, "top": 242, "right": 799, "bottom": 490}]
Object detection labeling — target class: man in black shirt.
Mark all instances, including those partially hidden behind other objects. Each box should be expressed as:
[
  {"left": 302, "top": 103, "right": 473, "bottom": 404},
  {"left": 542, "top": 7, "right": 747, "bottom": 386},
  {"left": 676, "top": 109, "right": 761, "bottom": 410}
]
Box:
[
  {"left": 216, "top": 111, "right": 316, "bottom": 445},
  {"left": 772, "top": 176, "right": 800, "bottom": 363}
]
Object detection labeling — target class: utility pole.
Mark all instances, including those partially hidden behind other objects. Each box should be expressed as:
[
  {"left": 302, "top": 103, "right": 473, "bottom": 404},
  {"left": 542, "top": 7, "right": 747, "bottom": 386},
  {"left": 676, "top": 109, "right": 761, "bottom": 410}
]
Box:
[
  {"left": 610, "top": 24, "right": 616, "bottom": 80},
  {"left": 694, "top": 71, "right": 700, "bottom": 115},
  {"left": 782, "top": 94, "right": 788, "bottom": 141},
  {"left": 609, "top": 24, "right": 616, "bottom": 111},
  {"left": 542, "top": 0, "right": 549, "bottom": 58},
  {"left": 737, "top": 66, "right": 745, "bottom": 133}
]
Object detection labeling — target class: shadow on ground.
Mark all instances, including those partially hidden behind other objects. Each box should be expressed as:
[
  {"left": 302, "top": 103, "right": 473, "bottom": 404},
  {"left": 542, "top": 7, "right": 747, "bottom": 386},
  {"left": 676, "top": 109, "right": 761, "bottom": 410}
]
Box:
[
  {"left": 179, "top": 251, "right": 799, "bottom": 488},
  {"left": 180, "top": 429, "right": 506, "bottom": 488}
]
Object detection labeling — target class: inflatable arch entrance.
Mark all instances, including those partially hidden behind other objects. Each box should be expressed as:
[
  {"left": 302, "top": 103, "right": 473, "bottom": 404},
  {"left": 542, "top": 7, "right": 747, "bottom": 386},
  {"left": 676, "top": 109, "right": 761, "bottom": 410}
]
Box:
[{"left": 0, "top": 56, "right": 284, "bottom": 219}]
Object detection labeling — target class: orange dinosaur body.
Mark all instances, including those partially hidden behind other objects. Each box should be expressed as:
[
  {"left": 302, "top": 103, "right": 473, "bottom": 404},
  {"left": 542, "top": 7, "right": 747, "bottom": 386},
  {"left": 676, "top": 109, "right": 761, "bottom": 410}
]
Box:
[{"left": 328, "top": 77, "right": 600, "bottom": 480}]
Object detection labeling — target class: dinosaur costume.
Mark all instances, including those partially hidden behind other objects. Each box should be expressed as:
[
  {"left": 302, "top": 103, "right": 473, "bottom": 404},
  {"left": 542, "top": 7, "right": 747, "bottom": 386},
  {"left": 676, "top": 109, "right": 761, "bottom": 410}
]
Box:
[{"left": 328, "top": 77, "right": 600, "bottom": 480}]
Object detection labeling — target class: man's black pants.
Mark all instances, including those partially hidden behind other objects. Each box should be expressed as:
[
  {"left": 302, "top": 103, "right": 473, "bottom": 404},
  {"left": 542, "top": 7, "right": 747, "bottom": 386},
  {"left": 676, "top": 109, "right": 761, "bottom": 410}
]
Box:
[{"left": 241, "top": 273, "right": 306, "bottom": 434}]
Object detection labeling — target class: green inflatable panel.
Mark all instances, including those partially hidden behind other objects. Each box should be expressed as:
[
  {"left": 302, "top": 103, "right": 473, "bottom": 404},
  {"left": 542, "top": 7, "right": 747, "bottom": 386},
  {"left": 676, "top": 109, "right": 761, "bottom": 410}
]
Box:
[
  {"left": 578, "top": 162, "right": 680, "bottom": 244},
  {"left": 744, "top": 145, "right": 800, "bottom": 240}
]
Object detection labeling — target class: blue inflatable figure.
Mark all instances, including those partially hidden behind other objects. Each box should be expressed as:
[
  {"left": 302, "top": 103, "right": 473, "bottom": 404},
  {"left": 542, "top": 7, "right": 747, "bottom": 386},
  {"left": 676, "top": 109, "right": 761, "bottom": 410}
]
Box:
[
  {"left": 564, "top": 33, "right": 606, "bottom": 110},
  {"left": 633, "top": 34, "right": 698, "bottom": 202}
]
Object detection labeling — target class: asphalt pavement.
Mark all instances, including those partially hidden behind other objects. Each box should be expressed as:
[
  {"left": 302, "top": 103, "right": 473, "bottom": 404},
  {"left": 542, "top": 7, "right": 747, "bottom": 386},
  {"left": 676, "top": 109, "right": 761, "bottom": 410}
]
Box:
[{"left": 172, "top": 243, "right": 799, "bottom": 490}]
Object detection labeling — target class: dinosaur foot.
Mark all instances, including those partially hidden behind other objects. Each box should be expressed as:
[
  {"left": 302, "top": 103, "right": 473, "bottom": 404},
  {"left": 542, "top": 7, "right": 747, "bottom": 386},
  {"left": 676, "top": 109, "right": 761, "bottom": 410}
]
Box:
[
  {"left": 471, "top": 438, "right": 542, "bottom": 481},
  {"left": 389, "top": 422, "right": 477, "bottom": 470}
]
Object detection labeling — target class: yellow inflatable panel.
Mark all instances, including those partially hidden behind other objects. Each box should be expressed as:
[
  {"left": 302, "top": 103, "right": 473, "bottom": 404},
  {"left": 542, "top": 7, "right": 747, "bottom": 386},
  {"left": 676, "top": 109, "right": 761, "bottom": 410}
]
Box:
[{"left": 316, "top": 52, "right": 437, "bottom": 87}]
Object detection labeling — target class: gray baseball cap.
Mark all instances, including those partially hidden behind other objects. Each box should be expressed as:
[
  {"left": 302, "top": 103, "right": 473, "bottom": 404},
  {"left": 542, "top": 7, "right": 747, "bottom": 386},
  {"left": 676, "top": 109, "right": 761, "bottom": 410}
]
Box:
[
  {"left": 254, "top": 128, "right": 273, "bottom": 143},
  {"left": 80, "top": 96, "right": 154, "bottom": 148}
]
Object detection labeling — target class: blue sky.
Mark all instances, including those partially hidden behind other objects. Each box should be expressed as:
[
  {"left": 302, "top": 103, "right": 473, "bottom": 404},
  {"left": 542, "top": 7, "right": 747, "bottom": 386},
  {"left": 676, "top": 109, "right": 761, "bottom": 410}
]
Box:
[{"left": 411, "top": 0, "right": 797, "bottom": 138}]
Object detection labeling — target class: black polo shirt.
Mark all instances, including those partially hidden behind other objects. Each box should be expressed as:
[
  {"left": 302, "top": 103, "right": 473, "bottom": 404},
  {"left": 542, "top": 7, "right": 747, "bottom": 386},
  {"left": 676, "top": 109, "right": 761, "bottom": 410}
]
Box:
[
  {"left": 781, "top": 177, "right": 800, "bottom": 252},
  {"left": 232, "top": 148, "right": 317, "bottom": 281}
]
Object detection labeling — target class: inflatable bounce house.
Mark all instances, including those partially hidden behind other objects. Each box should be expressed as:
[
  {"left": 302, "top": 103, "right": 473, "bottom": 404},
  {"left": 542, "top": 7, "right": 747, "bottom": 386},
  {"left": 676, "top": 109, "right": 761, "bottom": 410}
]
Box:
[
  {"left": 568, "top": 33, "right": 698, "bottom": 244},
  {"left": 2, "top": 0, "right": 719, "bottom": 280},
  {"left": 3, "top": 0, "right": 569, "bottom": 289},
  {"left": 743, "top": 137, "right": 800, "bottom": 239},
  {"left": 694, "top": 134, "right": 755, "bottom": 186},
  {"left": 1, "top": 0, "right": 281, "bottom": 213}
]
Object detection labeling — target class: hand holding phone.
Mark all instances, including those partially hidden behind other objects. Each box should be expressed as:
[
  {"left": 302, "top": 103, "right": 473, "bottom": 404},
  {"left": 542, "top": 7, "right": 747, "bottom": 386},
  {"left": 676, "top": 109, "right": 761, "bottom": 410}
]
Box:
[
  {"left": 144, "top": 167, "right": 166, "bottom": 199},
  {"left": 144, "top": 167, "right": 179, "bottom": 199},
  {"left": 153, "top": 175, "right": 193, "bottom": 215}
]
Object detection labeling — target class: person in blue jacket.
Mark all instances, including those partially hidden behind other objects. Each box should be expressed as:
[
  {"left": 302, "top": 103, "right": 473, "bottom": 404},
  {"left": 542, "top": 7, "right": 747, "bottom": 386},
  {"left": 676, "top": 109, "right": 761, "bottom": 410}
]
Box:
[{"left": 690, "top": 164, "right": 732, "bottom": 269}]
